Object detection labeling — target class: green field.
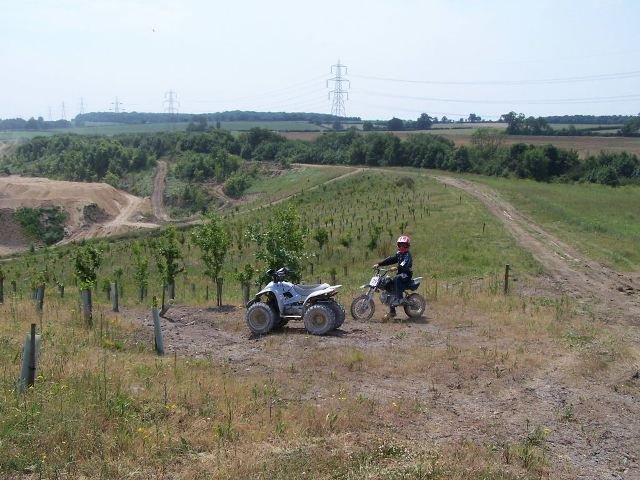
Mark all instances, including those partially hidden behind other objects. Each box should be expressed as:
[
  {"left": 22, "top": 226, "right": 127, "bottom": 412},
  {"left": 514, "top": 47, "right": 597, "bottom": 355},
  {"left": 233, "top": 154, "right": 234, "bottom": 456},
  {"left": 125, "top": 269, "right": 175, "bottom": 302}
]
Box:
[
  {"left": 471, "top": 175, "right": 640, "bottom": 271},
  {"left": 0, "top": 121, "right": 326, "bottom": 142}
]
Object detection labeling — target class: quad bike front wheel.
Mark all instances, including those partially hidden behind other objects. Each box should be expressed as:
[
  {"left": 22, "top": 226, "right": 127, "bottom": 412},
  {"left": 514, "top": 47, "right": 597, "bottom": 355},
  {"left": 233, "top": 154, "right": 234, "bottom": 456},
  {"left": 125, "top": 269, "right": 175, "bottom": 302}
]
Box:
[
  {"left": 350, "top": 294, "right": 375, "bottom": 321},
  {"left": 403, "top": 293, "right": 426, "bottom": 318},
  {"left": 246, "top": 302, "right": 276, "bottom": 334},
  {"left": 303, "top": 304, "right": 336, "bottom": 335}
]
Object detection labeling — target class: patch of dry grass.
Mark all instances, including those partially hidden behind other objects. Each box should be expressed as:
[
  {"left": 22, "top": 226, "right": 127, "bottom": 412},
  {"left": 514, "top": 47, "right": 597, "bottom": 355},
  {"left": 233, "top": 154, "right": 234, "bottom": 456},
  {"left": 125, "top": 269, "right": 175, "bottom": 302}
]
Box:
[{"left": 0, "top": 283, "right": 637, "bottom": 479}]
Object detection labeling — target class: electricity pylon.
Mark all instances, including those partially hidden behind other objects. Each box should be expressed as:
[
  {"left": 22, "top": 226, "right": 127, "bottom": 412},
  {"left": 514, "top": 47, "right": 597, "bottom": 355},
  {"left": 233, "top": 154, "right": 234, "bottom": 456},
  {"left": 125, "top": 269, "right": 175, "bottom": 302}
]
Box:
[{"left": 327, "top": 60, "right": 350, "bottom": 118}]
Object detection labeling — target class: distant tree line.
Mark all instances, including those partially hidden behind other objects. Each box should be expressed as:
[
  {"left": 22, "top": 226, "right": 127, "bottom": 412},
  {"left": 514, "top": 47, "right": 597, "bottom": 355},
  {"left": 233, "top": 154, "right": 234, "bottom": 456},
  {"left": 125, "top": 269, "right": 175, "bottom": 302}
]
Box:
[
  {"left": 248, "top": 128, "right": 640, "bottom": 187},
  {"left": 5, "top": 127, "right": 640, "bottom": 192},
  {"left": 543, "top": 115, "right": 637, "bottom": 125},
  {"left": 362, "top": 112, "right": 488, "bottom": 132},
  {"left": 501, "top": 112, "right": 640, "bottom": 137},
  {"left": 75, "top": 111, "right": 360, "bottom": 125},
  {"left": 0, "top": 117, "right": 72, "bottom": 130}
]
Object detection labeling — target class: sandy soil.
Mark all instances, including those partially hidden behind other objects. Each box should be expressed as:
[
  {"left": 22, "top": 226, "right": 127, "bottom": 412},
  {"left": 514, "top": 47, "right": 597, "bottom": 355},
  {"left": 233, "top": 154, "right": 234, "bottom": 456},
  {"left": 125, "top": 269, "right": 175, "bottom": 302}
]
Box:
[
  {"left": 0, "top": 176, "right": 158, "bottom": 253},
  {"left": 0, "top": 143, "right": 15, "bottom": 157}
]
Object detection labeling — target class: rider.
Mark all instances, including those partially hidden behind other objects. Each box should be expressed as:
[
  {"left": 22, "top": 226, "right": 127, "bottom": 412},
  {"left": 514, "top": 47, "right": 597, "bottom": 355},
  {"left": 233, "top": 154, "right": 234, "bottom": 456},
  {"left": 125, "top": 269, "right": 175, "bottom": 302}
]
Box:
[{"left": 373, "top": 235, "right": 413, "bottom": 317}]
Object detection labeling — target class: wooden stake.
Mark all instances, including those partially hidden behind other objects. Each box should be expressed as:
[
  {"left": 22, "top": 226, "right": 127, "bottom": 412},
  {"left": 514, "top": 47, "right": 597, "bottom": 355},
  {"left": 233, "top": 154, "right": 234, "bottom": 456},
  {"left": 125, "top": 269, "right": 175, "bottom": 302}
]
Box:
[{"left": 504, "top": 264, "right": 510, "bottom": 294}]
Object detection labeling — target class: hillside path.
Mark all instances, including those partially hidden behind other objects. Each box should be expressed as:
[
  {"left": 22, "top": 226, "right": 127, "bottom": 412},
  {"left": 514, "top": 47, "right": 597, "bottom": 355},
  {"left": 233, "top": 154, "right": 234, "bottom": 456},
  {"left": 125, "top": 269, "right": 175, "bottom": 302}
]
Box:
[
  {"left": 152, "top": 159, "right": 170, "bottom": 222},
  {"left": 433, "top": 175, "right": 640, "bottom": 325},
  {"left": 63, "top": 192, "right": 158, "bottom": 243}
]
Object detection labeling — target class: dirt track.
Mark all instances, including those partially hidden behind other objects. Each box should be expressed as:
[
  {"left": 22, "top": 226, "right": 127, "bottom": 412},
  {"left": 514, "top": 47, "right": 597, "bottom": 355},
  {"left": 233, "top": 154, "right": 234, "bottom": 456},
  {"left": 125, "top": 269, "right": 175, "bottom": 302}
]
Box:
[
  {"left": 434, "top": 175, "right": 640, "bottom": 326},
  {"left": 0, "top": 176, "right": 157, "bottom": 253},
  {"left": 151, "top": 160, "right": 170, "bottom": 222}
]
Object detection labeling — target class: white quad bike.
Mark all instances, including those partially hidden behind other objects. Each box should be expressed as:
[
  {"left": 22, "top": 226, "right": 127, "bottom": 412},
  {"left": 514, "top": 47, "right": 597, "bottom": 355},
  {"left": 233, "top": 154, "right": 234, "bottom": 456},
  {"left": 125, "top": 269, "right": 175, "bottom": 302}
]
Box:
[
  {"left": 350, "top": 266, "right": 426, "bottom": 321},
  {"left": 246, "top": 267, "right": 345, "bottom": 336}
]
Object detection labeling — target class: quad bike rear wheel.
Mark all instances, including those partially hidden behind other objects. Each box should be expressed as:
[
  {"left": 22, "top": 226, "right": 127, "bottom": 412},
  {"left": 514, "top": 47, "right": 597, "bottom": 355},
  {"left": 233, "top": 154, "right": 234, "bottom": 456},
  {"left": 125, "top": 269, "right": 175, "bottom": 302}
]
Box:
[
  {"left": 327, "top": 300, "right": 346, "bottom": 329},
  {"left": 303, "top": 304, "right": 336, "bottom": 335}
]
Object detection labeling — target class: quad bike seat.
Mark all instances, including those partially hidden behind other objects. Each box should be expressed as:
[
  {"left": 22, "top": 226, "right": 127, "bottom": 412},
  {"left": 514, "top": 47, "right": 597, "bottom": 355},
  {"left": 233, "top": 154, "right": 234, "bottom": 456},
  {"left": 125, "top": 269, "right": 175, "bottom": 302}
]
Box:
[{"left": 292, "top": 283, "right": 330, "bottom": 296}]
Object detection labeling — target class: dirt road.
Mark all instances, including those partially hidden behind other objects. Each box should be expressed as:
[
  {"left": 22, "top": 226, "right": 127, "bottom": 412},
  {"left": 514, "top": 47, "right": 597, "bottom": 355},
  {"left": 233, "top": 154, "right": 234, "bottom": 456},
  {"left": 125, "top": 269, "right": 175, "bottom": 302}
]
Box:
[
  {"left": 0, "top": 176, "right": 158, "bottom": 252},
  {"left": 63, "top": 191, "right": 158, "bottom": 243},
  {"left": 434, "top": 175, "right": 639, "bottom": 325},
  {"left": 151, "top": 160, "right": 170, "bottom": 222}
]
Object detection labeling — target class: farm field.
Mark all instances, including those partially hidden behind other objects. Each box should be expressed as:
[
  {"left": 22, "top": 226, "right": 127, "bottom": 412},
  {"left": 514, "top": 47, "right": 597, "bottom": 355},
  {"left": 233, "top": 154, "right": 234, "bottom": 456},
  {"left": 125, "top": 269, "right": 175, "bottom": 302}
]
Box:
[
  {"left": 1, "top": 165, "right": 639, "bottom": 478},
  {"left": 280, "top": 130, "right": 640, "bottom": 158},
  {"left": 547, "top": 123, "right": 622, "bottom": 131},
  {"left": 0, "top": 121, "right": 326, "bottom": 142}
]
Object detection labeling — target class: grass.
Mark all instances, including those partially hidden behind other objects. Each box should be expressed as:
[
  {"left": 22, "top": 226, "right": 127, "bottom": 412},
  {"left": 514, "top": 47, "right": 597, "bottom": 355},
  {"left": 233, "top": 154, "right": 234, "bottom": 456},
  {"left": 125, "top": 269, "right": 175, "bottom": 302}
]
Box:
[
  {"left": 242, "top": 164, "right": 349, "bottom": 203},
  {"left": 1, "top": 273, "right": 623, "bottom": 478},
  {"left": 1, "top": 163, "right": 639, "bottom": 478},
  {"left": 470, "top": 176, "right": 640, "bottom": 271}
]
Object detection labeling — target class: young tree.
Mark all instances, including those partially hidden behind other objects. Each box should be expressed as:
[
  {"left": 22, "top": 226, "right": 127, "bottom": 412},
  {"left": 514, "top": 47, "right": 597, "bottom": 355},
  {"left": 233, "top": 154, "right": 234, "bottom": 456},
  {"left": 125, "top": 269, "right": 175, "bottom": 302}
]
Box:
[
  {"left": 74, "top": 244, "right": 102, "bottom": 326},
  {"left": 154, "top": 226, "right": 184, "bottom": 312},
  {"left": 248, "top": 203, "right": 307, "bottom": 283},
  {"left": 132, "top": 241, "right": 149, "bottom": 302},
  {"left": 312, "top": 227, "right": 329, "bottom": 250},
  {"left": 74, "top": 244, "right": 102, "bottom": 289},
  {"left": 192, "top": 213, "right": 230, "bottom": 307}
]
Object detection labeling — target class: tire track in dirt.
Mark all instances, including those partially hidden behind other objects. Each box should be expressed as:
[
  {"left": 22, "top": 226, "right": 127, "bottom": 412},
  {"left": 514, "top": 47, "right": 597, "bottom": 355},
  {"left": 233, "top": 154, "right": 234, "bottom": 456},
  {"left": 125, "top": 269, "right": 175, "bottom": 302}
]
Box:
[
  {"left": 62, "top": 192, "right": 159, "bottom": 243},
  {"left": 433, "top": 175, "right": 640, "bottom": 325}
]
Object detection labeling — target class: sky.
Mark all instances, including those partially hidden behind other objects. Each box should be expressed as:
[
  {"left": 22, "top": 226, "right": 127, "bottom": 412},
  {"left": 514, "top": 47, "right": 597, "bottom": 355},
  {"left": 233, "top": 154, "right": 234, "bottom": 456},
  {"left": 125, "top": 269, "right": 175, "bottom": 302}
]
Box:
[{"left": 1, "top": 0, "right": 639, "bottom": 121}]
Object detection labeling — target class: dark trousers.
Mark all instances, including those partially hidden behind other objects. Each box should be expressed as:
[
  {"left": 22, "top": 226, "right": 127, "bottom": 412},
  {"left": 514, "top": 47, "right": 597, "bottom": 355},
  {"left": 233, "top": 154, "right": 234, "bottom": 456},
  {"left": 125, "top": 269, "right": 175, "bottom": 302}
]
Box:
[{"left": 392, "top": 275, "right": 411, "bottom": 305}]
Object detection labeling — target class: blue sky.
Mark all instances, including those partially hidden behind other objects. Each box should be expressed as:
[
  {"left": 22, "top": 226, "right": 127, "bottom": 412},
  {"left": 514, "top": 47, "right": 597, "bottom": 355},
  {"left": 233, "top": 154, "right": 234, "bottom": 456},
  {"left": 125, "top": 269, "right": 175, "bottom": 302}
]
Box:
[{"left": 1, "top": 0, "right": 639, "bottom": 121}]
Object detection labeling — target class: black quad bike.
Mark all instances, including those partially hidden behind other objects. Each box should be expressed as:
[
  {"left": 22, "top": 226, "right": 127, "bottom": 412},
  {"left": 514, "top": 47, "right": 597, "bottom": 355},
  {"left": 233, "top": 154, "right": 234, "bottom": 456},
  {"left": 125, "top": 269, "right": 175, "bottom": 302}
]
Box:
[{"left": 350, "top": 266, "right": 426, "bottom": 321}]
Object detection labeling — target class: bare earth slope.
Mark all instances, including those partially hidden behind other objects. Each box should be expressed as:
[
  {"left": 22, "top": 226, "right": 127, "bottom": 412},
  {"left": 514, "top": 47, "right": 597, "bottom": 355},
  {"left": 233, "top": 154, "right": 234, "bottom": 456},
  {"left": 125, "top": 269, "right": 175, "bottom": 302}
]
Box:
[{"left": 0, "top": 176, "right": 158, "bottom": 254}]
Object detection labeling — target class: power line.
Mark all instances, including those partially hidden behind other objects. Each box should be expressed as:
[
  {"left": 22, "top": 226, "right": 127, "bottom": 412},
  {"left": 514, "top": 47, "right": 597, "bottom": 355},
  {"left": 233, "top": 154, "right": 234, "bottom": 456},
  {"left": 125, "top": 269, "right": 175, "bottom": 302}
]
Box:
[
  {"left": 327, "top": 60, "right": 350, "bottom": 117},
  {"left": 189, "top": 74, "right": 328, "bottom": 105},
  {"left": 60, "top": 102, "right": 66, "bottom": 120},
  {"left": 352, "top": 69, "right": 640, "bottom": 86},
  {"left": 354, "top": 88, "right": 640, "bottom": 105}
]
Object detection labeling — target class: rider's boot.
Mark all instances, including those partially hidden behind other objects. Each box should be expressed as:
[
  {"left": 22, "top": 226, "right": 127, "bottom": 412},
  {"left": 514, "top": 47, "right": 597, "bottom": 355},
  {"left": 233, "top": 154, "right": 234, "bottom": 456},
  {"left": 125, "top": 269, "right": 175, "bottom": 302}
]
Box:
[{"left": 383, "top": 306, "right": 396, "bottom": 321}]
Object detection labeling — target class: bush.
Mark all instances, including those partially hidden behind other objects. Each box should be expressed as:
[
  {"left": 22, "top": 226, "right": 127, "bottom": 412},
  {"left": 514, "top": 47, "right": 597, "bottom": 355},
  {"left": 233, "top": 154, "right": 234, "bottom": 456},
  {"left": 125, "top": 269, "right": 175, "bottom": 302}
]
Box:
[
  {"left": 14, "top": 207, "right": 67, "bottom": 245},
  {"left": 223, "top": 174, "right": 253, "bottom": 198}
]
